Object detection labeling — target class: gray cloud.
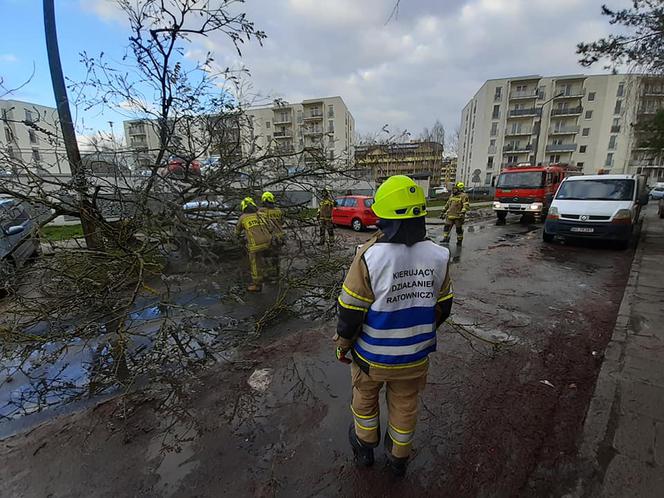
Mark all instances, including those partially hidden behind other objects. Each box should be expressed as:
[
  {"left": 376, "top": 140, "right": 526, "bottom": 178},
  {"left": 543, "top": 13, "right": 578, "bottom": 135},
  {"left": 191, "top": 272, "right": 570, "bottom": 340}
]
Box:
[{"left": 86, "top": 0, "right": 630, "bottom": 138}]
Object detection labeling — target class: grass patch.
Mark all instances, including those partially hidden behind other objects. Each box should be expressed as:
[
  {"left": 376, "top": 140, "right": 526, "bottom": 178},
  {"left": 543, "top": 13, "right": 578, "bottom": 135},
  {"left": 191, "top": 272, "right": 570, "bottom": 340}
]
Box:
[{"left": 40, "top": 224, "right": 84, "bottom": 242}]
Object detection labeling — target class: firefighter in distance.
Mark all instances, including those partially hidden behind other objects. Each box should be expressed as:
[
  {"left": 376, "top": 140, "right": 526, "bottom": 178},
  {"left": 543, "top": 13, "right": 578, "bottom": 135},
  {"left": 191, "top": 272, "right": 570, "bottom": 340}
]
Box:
[{"left": 440, "top": 181, "right": 470, "bottom": 245}]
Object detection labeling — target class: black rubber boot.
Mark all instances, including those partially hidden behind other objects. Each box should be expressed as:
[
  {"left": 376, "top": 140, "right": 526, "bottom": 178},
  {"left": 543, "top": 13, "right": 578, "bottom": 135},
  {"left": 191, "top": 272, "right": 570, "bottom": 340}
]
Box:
[
  {"left": 349, "top": 423, "right": 375, "bottom": 467},
  {"left": 384, "top": 431, "right": 408, "bottom": 477}
]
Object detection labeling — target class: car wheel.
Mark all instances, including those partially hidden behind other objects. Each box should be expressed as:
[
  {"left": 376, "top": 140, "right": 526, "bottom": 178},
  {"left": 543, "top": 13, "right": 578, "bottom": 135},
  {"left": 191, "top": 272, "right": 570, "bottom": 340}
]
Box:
[
  {"left": 351, "top": 218, "right": 363, "bottom": 232},
  {"left": 542, "top": 231, "right": 554, "bottom": 243}
]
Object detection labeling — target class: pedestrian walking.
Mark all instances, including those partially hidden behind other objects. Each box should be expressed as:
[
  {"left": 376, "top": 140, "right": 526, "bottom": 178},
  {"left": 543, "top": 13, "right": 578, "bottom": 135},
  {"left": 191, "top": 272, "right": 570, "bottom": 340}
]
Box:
[{"left": 334, "top": 175, "right": 454, "bottom": 476}]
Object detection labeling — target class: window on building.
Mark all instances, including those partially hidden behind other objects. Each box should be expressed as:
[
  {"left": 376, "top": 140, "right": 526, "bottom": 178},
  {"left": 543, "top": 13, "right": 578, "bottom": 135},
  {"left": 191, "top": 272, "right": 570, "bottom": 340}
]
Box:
[
  {"left": 614, "top": 100, "right": 622, "bottom": 114},
  {"left": 538, "top": 86, "right": 545, "bottom": 99},
  {"left": 24, "top": 109, "right": 34, "bottom": 123},
  {"left": 582, "top": 128, "right": 590, "bottom": 137},
  {"left": 577, "top": 162, "right": 584, "bottom": 168},
  {"left": 329, "top": 150, "right": 334, "bottom": 160},
  {"left": 588, "top": 92, "right": 596, "bottom": 101},
  {"left": 492, "top": 105, "right": 500, "bottom": 119},
  {"left": 585, "top": 110, "right": 593, "bottom": 119},
  {"left": 28, "top": 130, "right": 38, "bottom": 144},
  {"left": 490, "top": 138, "right": 496, "bottom": 147},
  {"left": 549, "top": 154, "right": 562, "bottom": 163},
  {"left": 490, "top": 122, "right": 498, "bottom": 136},
  {"left": 32, "top": 148, "right": 41, "bottom": 162},
  {"left": 4, "top": 127, "right": 12, "bottom": 142},
  {"left": 1, "top": 109, "right": 8, "bottom": 121},
  {"left": 296, "top": 110, "right": 303, "bottom": 123},
  {"left": 328, "top": 105, "right": 334, "bottom": 118},
  {"left": 608, "top": 135, "right": 617, "bottom": 149},
  {"left": 494, "top": 87, "right": 502, "bottom": 100},
  {"left": 485, "top": 172, "right": 492, "bottom": 185},
  {"left": 606, "top": 152, "right": 614, "bottom": 166},
  {"left": 487, "top": 156, "right": 494, "bottom": 169},
  {"left": 328, "top": 120, "right": 334, "bottom": 133},
  {"left": 579, "top": 145, "right": 587, "bottom": 153},
  {"left": 617, "top": 82, "right": 625, "bottom": 97},
  {"left": 613, "top": 117, "right": 620, "bottom": 127},
  {"left": 507, "top": 154, "right": 518, "bottom": 164}
]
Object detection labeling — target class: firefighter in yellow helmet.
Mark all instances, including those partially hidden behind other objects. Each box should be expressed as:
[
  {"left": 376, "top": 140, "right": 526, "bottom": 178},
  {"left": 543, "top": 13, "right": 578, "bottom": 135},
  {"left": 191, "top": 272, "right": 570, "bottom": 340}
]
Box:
[
  {"left": 236, "top": 197, "right": 272, "bottom": 292},
  {"left": 335, "top": 175, "right": 453, "bottom": 476},
  {"left": 317, "top": 188, "right": 336, "bottom": 245},
  {"left": 440, "top": 181, "right": 470, "bottom": 245},
  {"left": 259, "top": 191, "right": 285, "bottom": 280}
]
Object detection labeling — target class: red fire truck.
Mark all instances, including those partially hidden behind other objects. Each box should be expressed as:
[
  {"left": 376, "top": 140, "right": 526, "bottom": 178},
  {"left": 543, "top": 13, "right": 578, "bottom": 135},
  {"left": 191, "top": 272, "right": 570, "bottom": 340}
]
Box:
[{"left": 493, "top": 163, "right": 579, "bottom": 224}]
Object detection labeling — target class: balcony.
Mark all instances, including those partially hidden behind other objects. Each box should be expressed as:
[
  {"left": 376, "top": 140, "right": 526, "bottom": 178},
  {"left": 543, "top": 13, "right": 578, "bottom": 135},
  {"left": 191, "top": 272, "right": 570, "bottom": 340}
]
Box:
[
  {"left": 303, "top": 111, "right": 324, "bottom": 120},
  {"left": 642, "top": 87, "right": 664, "bottom": 96},
  {"left": 510, "top": 90, "right": 539, "bottom": 100},
  {"left": 303, "top": 127, "right": 324, "bottom": 135},
  {"left": 508, "top": 108, "right": 541, "bottom": 118},
  {"left": 638, "top": 107, "right": 660, "bottom": 115},
  {"left": 504, "top": 128, "right": 533, "bottom": 137},
  {"left": 611, "top": 125, "right": 621, "bottom": 133},
  {"left": 273, "top": 116, "right": 292, "bottom": 125},
  {"left": 549, "top": 126, "right": 580, "bottom": 135},
  {"left": 551, "top": 106, "right": 583, "bottom": 116},
  {"left": 273, "top": 131, "right": 293, "bottom": 139},
  {"left": 503, "top": 143, "right": 533, "bottom": 153},
  {"left": 554, "top": 88, "right": 586, "bottom": 99},
  {"left": 546, "top": 143, "right": 577, "bottom": 152}
]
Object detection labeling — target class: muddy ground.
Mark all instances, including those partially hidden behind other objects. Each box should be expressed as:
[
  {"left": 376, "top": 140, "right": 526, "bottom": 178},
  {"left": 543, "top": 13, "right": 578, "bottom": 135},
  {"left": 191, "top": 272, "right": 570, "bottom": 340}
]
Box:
[{"left": 0, "top": 216, "right": 634, "bottom": 497}]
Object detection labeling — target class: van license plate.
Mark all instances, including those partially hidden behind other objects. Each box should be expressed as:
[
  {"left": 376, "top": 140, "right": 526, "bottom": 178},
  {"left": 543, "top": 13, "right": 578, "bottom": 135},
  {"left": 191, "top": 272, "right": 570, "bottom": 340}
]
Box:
[
  {"left": 509, "top": 204, "right": 520, "bottom": 210},
  {"left": 570, "top": 227, "right": 594, "bottom": 233}
]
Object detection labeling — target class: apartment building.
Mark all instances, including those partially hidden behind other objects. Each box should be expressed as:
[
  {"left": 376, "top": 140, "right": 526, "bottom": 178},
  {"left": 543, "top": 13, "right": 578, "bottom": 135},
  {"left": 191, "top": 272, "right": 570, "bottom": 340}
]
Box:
[
  {"left": 355, "top": 141, "right": 444, "bottom": 186},
  {"left": 457, "top": 74, "right": 664, "bottom": 186},
  {"left": 0, "top": 99, "right": 69, "bottom": 174},
  {"left": 123, "top": 96, "right": 356, "bottom": 170}
]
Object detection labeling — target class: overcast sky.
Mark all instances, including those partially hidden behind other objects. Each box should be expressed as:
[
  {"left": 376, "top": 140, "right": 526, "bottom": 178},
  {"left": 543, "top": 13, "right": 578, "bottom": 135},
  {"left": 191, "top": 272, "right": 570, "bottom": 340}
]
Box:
[{"left": 1, "top": 0, "right": 629, "bottom": 140}]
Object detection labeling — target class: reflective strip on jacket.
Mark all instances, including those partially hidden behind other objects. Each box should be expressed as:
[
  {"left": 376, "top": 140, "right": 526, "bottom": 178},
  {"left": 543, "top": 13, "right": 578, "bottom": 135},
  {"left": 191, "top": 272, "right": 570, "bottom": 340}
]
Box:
[
  {"left": 236, "top": 212, "right": 272, "bottom": 252},
  {"left": 259, "top": 206, "right": 285, "bottom": 239},
  {"left": 338, "top": 237, "right": 452, "bottom": 369},
  {"left": 319, "top": 199, "right": 334, "bottom": 220},
  {"left": 442, "top": 193, "right": 470, "bottom": 218}
]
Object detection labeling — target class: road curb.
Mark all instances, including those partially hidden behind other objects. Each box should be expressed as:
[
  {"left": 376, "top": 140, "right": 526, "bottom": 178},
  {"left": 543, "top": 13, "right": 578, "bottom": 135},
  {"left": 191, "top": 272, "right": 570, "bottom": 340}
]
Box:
[{"left": 573, "top": 214, "right": 649, "bottom": 496}]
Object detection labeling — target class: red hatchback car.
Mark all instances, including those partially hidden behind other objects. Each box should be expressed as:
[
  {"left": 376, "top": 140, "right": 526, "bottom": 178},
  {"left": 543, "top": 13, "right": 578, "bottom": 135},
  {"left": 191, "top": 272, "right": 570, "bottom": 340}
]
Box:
[{"left": 332, "top": 195, "right": 379, "bottom": 231}]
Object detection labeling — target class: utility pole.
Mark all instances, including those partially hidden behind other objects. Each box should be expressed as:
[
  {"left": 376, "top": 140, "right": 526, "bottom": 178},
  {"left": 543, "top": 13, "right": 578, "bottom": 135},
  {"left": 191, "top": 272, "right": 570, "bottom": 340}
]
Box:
[{"left": 43, "top": 0, "right": 100, "bottom": 249}]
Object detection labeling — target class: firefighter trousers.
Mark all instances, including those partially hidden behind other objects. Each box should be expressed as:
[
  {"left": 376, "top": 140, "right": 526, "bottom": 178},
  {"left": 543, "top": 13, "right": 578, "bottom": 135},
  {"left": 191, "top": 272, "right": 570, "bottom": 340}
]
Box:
[
  {"left": 350, "top": 362, "right": 427, "bottom": 459},
  {"left": 248, "top": 250, "right": 265, "bottom": 285},
  {"left": 319, "top": 219, "right": 334, "bottom": 243},
  {"left": 443, "top": 217, "right": 464, "bottom": 241},
  {"left": 264, "top": 242, "right": 282, "bottom": 281}
]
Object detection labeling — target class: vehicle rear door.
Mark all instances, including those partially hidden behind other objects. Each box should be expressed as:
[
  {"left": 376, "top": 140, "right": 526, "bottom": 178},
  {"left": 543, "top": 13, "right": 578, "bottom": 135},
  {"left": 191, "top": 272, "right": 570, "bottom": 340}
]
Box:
[
  {"left": 332, "top": 197, "right": 347, "bottom": 225},
  {"left": 344, "top": 197, "right": 359, "bottom": 225}
]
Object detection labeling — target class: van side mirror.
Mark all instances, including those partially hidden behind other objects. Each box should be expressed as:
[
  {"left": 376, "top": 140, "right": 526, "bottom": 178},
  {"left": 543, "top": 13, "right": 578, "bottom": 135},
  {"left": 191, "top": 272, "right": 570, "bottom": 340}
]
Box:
[{"left": 5, "top": 225, "right": 25, "bottom": 236}]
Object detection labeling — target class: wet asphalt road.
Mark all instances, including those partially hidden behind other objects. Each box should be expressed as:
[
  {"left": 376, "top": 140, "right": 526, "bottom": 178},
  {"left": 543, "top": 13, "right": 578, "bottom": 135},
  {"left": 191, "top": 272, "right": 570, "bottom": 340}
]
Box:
[{"left": 0, "top": 214, "right": 636, "bottom": 497}]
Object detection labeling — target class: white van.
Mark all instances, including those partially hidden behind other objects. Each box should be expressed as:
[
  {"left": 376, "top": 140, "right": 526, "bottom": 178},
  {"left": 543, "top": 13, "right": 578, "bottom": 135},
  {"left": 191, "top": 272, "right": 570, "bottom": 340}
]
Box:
[{"left": 543, "top": 174, "right": 648, "bottom": 248}]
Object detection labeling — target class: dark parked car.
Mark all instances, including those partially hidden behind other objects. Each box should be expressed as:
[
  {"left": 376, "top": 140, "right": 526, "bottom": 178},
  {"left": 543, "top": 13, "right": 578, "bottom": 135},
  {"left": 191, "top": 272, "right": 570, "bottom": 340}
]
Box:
[{"left": 1, "top": 199, "right": 41, "bottom": 293}]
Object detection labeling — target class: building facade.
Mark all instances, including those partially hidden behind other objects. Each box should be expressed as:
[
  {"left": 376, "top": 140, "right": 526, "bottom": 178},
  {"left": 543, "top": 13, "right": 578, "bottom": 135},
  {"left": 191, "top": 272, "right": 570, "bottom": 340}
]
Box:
[
  {"left": 0, "top": 99, "right": 69, "bottom": 174},
  {"left": 457, "top": 74, "right": 664, "bottom": 186},
  {"left": 355, "top": 141, "right": 444, "bottom": 186},
  {"left": 123, "top": 96, "right": 355, "bottom": 171}
]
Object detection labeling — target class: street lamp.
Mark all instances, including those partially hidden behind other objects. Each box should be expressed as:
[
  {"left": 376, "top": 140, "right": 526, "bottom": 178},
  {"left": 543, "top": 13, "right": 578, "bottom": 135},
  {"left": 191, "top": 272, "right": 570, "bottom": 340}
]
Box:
[{"left": 532, "top": 92, "right": 565, "bottom": 165}]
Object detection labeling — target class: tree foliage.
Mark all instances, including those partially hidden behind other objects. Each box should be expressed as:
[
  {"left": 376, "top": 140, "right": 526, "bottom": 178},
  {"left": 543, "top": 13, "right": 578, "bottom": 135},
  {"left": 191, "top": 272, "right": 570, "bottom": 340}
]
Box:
[
  {"left": 635, "top": 109, "right": 664, "bottom": 151},
  {"left": 420, "top": 120, "right": 445, "bottom": 149},
  {"left": 577, "top": 1, "right": 664, "bottom": 73}
]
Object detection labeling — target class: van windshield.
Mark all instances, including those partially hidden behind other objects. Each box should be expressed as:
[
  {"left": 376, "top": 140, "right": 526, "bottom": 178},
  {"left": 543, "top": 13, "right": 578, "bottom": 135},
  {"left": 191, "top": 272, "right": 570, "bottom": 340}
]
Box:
[
  {"left": 496, "top": 171, "right": 544, "bottom": 188},
  {"left": 556, "top": 179, "right": 634, "bottom": 201}
]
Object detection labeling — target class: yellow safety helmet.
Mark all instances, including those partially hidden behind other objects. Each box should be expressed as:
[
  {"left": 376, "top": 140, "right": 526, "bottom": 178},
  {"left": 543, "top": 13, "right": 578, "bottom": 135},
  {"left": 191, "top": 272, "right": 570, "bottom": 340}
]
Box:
[
  {"left": 455, "top": 182, "right": 465, "bottom": 190},
  {"left": 371, "top": 175, "right": 427, "bottom": 220},
  {"left": 240, "top": 196, "right": 257, "bottom": 211},
  {"left": 261, "top": 191, "right": 275, "bottom": 203}
]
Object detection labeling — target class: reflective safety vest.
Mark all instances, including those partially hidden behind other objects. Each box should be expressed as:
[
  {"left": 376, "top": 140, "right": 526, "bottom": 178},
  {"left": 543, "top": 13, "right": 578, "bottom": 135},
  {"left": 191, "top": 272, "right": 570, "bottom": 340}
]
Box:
[
  {"left": 236, "top": 212, "right": 272, "bottom": 252},
  {"left": 339, "top": 239, "right": 451, "bottom": 369}
]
